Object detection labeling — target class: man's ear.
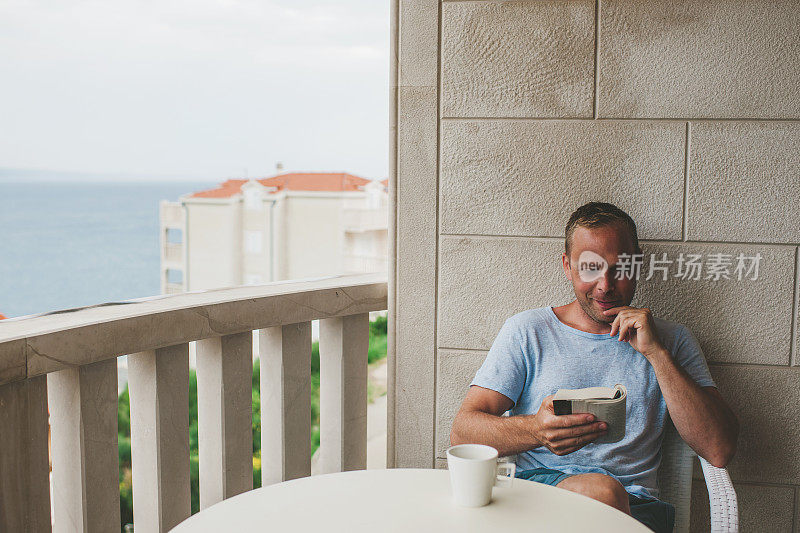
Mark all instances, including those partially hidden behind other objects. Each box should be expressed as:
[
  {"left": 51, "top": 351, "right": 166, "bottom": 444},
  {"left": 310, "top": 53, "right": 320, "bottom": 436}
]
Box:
[{"left": 562, "top": 252, "right": 573, "bottom": 281}]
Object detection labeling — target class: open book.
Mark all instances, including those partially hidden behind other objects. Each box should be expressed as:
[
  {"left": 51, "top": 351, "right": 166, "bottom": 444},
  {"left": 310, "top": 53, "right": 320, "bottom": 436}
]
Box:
[{"left": 552, "top": 384, "right": 627, "bottom": 444}]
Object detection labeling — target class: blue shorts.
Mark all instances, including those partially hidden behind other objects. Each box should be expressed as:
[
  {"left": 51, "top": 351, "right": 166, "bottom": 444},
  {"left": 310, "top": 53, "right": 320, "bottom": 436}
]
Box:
[{"left": 515, "top": 468, "right": 675, "bottom": 533}]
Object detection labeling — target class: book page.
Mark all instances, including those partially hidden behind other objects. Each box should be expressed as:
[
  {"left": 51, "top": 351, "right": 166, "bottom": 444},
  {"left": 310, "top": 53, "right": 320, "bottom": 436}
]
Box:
[{"left": 553, "top": 386, "right": 617, "bottom": 401}]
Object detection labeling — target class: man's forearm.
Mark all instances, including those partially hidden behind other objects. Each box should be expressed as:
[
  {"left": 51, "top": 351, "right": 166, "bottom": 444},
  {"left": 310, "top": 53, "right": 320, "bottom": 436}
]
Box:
[
  {"left": 649, "top": 348, "right": 739, "bottom": 467},
  {"left": 450, "top": 410, "right": 541, "bottom": 457}
]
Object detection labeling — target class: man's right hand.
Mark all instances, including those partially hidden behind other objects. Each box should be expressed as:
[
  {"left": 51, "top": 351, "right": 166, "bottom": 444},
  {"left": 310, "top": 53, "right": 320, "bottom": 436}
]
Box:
[{"left": 528, "top": 395, "right": 607, "bottom": 456}]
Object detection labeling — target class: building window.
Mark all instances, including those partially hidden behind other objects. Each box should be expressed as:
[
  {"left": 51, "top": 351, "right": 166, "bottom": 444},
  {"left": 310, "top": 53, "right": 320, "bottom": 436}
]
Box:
[
  {"left": 245, "top": 231, "right": 263, "bottom": 254},
  {"left": 166, "top": 228, "right": 183, "bottom": 244},
  {"left": 166, "top": 269, "right": 183, "bottom": 285}
]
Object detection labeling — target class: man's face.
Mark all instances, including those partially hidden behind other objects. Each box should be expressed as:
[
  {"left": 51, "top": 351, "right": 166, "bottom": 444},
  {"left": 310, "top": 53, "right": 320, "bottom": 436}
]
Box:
[{"left": 561, "top": 224, "right": 638, "bottom": 325}]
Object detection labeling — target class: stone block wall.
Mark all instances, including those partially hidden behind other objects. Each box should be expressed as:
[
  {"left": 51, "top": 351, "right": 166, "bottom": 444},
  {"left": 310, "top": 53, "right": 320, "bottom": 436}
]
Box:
[{"left": 391, "top": 1, "right": 800, "bottom": 530}]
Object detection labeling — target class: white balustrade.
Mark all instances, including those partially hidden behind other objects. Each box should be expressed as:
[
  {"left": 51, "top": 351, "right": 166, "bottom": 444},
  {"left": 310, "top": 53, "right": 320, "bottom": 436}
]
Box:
[
  {"left": 319, "top": 314, "right": 369, "bottom": 474},
  {"left": 0, "top": 376, "right": 50, "bottom": 532},
  {"left": 164, "top": 242, "right": 183, "bottom": 265},
  {"left": 196, "top": 333, "right": 254, "bottom": 509},
  {"left": 48, "top": 359, "right": 121, "bottom": 531},
  {"left": 260, "top": 322, "right": 312, "bottom": 485},
  {"left": 0, "top": 273, "right": 387, "bottom": 531},
  {"left": 129, "top": 344, "right": 191, "bottom": 531}
]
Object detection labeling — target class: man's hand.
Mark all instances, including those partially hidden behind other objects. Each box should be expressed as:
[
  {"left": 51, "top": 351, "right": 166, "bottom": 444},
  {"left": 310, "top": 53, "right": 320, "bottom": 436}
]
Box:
[
  {"left": 531, "top": 395, "right": 608, "bottom": 456},
  {"left": 602, "top": 306, "right": 666, "bottom": 360}
]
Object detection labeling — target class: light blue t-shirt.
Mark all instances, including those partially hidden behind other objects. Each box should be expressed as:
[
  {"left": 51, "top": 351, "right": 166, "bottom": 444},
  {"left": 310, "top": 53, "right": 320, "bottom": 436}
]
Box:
[{"left": 470, "top": 306, "right": 716, "bottom": 499}]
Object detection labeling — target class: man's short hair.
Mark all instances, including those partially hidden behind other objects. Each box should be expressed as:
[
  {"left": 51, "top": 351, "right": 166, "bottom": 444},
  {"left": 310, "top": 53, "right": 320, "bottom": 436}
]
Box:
[{"left": 565, "top": 202, "right": 641, "bottom": 258}]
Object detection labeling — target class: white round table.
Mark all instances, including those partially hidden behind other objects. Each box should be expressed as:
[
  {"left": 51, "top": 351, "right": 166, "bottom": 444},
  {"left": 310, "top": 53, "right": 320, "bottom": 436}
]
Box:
[{"left": 171, "top": 468, "right": 651, "bottom": 532}]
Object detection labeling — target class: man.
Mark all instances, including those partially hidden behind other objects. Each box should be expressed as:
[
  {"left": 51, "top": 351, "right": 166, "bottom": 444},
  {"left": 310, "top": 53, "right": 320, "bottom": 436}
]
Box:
[{"left": 449, "top": 202, "right": 739, "bottom": 533}]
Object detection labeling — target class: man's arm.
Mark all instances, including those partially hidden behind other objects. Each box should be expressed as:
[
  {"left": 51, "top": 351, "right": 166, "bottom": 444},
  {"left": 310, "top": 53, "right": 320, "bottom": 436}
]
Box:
[
  {"left": 648, "top": 350, "right": 739, "bottom": 468},
  {"left": 605, "top": 307, "right": 739, "bottom": 468},
  {"left": 450, "top": 385, "right": 608, "bottom": 458}
]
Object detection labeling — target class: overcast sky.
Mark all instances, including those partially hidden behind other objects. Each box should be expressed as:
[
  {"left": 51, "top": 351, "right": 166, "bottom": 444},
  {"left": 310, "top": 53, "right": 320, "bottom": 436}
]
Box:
[{"left": 0, "top": 0, "right": 390, "bottom": 181}]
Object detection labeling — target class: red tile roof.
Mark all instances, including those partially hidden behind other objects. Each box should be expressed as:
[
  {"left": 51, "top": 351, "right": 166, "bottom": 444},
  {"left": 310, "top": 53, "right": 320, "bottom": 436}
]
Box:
[
  {"left": 192, "top": 179, "right": 248, "bottom": 199},
  {"left": 191, "top": 173, "right": 374, "bottom": 199}
]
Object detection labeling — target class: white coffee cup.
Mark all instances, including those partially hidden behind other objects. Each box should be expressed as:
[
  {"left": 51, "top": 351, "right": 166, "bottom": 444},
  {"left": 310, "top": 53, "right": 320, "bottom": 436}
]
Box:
[{"left": 446, "top": 444, "right": 516, "bottom": 507}]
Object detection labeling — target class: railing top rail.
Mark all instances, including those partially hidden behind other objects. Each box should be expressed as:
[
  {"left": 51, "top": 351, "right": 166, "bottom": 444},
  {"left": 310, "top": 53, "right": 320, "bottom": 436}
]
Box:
[{"left": 0, "top": 273, "right": 387, "bottom": 385}]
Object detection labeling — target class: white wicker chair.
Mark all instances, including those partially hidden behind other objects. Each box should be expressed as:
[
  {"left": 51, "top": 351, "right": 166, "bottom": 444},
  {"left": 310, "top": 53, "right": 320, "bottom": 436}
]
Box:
[{"left": 657, "top": 416, "right": 739, "bottom": 532}]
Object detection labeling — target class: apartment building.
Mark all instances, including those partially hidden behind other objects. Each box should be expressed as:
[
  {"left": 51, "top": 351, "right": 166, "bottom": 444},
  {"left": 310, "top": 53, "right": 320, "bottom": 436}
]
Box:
[{"left": 159, "top": 172, "right": 388, "bottom": 294}]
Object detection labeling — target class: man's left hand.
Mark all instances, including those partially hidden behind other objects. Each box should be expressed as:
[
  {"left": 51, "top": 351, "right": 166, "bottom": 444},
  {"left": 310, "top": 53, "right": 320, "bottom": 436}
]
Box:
[{"left": 602, "top": 306, "right": 666, "bottom": 360}]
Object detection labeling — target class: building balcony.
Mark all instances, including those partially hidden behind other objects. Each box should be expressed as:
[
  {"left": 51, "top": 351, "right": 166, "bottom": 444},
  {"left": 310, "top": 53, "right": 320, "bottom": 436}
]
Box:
[
  {"left": 164, "top": 281, "right": 184, "bottom": 294},
  {"left": 343, "top": 253, "right": 389, "bottom": 274},
  {"left": 163, "top": 242, "right": 183, "bottom": 267},
  {"left": 160, "top": 200, "right": 185, "bottom": 229},
  {"left": 0, "top": 273, "right": 387, "bottom": 531},
  {"left": 342, "top": 208, "right": 388, "bottom": 233}
]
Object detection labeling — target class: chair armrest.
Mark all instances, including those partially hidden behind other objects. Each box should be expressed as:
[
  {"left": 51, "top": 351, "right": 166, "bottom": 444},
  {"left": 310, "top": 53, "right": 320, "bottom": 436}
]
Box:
[{"left": 699, "top": 457, "right": 739, "bottom": 533}]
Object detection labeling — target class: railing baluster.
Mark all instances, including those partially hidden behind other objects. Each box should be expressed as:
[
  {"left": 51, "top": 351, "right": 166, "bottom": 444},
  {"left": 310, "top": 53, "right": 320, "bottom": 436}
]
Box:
[
  {"left": 196, "top": 333, "right": 253, "bottom": 509},
  {"left": 48, "top": 359, "right": 120, "bottom": 531},
  {"left": 259, "top": 322, "right": 312, "bottom": 485},
  {"left": 129, "top": 344, "right": 191, "bottom": 531},
  {"left": 319, "top": 314, "right": 369, "bottom": 473},
  {"left": 0, "top": 376, "right": 51, "bottom": 532}
]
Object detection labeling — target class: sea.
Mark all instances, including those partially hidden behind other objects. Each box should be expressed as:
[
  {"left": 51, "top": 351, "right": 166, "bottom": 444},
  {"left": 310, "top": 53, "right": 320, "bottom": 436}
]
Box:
[{"left": 0, "top": 181, "right": 214, "bottom": 319}]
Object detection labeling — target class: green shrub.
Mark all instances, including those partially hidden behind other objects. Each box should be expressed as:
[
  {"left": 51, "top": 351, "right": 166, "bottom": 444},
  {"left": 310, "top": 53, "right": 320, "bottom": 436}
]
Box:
[{"left": 369, "top": 315, "right": 387, "bottom": 336}]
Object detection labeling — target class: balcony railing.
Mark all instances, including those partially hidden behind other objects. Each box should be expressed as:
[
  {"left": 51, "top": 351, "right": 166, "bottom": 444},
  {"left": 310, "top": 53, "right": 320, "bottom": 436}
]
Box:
[
  {"left": 343, "top": 208, "right": 389, "bottom": 232},
  {"left": 163, "top": 242, "right": 183, "bottom": 266},
  {"left": 160, "top": 200, "right": 184, "bottom": 229},
  {"left": 344, "top": 253, "right": 389, "bottom": 274},
  {"left": 165, "top": 281, "right": 184, "bottom": 294},
  {"left": 0, "top": 273, "right": 387, "bottom": 531}
]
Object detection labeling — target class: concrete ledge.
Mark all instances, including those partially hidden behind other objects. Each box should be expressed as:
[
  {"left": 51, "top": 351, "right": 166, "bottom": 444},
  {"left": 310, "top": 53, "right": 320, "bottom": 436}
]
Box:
[{"left": 0, "top": 273, "right": 387, "bottom": 384}]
